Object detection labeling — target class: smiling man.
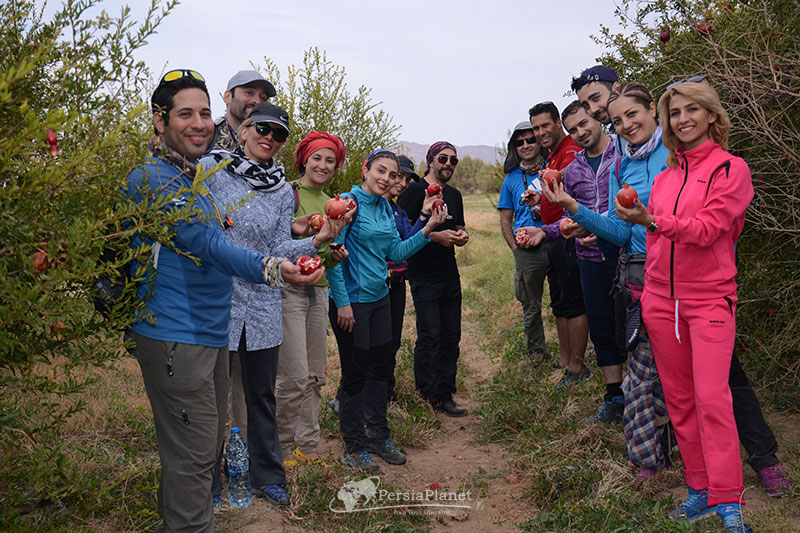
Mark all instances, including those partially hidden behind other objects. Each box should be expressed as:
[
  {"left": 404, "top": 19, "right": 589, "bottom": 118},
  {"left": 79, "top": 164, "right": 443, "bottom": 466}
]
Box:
[
  {"left": 398, "top": 141, "right": 469, "bottom": 417},
  {"left": 497, "top": 122, "right": 549, "bottom": 362},
  {"left": 213, "top": 69, "right": 277, "bottom": 151},
  {"left": 126, "top": 70, "right": 320, "bottom": 532},
  {"left": 547, "top": 102, "right": 625, "bottom": 403},
  {"left": 528, "top": 101, "right": 587, "bottom": 372}
]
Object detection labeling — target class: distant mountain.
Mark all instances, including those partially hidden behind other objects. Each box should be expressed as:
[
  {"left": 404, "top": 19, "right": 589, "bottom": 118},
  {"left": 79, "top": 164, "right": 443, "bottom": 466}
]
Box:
[{"left": 393, "top": 141, "right": 501, "bottom": 167}]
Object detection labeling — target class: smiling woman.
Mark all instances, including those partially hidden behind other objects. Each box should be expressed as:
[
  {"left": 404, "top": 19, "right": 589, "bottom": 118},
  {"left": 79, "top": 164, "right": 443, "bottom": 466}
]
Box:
[
  {"left": 200, "top": 103, "right": 344, "bottom": 507},
  {"left": 327, "top": 149, "right": 447, "bottom": 473}
]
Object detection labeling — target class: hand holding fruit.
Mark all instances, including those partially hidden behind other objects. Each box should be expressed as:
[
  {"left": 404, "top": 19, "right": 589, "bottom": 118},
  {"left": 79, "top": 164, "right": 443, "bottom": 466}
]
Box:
[
  {"left": 330, "top": 244, "right": 349, "bottom": 262},
  {"left": 280, "top": 259, "right": 325, "bottom": 286},
  {"left": 291, "top": 213, "right": 317, "bottom": 237},
  {"left": 516, "top": 226, "right": 545, "bottom": 248},
  {"left": 614, "top": 195, "right": 653, "bottom": 226},
  {"left": 313, "top": 214, "right": 347, "bottom": 247},
  {"left": 422, "top": 199, "right": 448, "bottom": 235},
  {"left": 541, "top": 177, "right": 579, "bottom": 214},
  {"left": 421, "top": 186, "right": 442, "bottom": 214}
]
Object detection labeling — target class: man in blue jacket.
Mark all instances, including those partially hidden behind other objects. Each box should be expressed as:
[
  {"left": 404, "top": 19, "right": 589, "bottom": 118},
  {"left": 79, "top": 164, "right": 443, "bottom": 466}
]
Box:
[
  {"left": 126, "top": 70, "right": 322, "bottom": 532},
  {"left": 497, "top": 121, "right": 549, "bottom": 362}
]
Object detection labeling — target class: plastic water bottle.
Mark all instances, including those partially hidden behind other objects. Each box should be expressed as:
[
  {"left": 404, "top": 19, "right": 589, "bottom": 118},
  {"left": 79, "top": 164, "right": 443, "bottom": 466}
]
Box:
[{"left": 226, "top": 427, "right": 252, "bottom": 508}]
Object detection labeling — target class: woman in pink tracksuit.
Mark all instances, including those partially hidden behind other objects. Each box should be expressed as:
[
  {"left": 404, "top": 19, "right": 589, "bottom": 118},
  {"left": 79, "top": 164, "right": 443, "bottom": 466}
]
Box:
[{"left": 616, "top": 77, "right": 753, "bottom": 532}]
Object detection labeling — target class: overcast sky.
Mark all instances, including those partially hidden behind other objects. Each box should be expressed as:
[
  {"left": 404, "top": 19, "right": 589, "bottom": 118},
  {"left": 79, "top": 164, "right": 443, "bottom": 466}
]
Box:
[{"left": 62, "top": 0, "right": 627, "bottom": 147}]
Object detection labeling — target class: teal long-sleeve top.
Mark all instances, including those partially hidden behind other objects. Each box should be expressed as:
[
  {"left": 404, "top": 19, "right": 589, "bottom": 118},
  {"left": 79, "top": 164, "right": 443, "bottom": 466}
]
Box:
[{"left": 328, "top": 185, "right": 430, "bottom": 307}]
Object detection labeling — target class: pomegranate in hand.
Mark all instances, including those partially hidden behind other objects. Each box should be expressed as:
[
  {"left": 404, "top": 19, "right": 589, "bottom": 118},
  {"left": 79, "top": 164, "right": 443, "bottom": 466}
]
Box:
[
  {"left": 325, "top": 195, "right": 348, "bottom": 220},
  {"left": 308, "top": 212, "right": 326, "bottom": 233},
  {"left": 431, "top": 198, "right": 445, "bottom": 212},
  {"left": 515, "top": 228, "right": 529, "bottom": 245},
  {"left": 616, "top": 183, "right": 639, "bottom": 209},
  {"left": 427, "top": 182, "right": 442, "bottom": 196},
  {"left": 296, "top": 255, "right": 322, "bottom": 275},
  {"left": 559, "top": 217, "right": 576, "bottom": 238}
]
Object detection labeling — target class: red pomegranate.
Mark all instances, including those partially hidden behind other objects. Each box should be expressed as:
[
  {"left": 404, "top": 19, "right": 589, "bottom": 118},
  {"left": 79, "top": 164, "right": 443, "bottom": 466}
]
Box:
[
  {"left": 559, "top": 218, "right": 576, "bottom": 238},
  {"left": 325, "top": 195, "right": 348, "bottom": 220},
  {"left": 541, "top": 169, "right": 562, "bottom": 189},
  {"left": 296, "top": 255, "right": 322, "bottom": 275},
  {"left": 617, "top": 183, "right": 639, "bottom": 209},
  {"left": 431, "top": 198, "right": 445, "bottom": 212},
  {"left": 427, "top": 182, "right": 442, "bottom": 196}
]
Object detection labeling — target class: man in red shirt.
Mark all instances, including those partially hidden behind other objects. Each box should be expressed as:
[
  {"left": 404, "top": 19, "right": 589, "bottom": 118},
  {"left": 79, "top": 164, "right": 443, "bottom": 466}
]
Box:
[{"left": 527, "top": 102, "right": 589, "bottom": 377}]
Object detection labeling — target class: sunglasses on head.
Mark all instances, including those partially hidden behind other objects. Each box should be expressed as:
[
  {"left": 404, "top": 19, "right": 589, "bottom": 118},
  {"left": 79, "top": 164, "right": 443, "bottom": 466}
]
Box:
[
  {"left": 159, "top": 69, "right": 205, "bottom": 86},
  {"left": 437, "top": 154, "right": 458, "bottom": 166},
  {"left": 667, "top": 74, "right": 708, "bottom": 90},
  {"left": 514, "top": 136, "right": 537, "bottom": 147},
  {"left": 253, "top": 121, "right": 289, "bottom": 142}
]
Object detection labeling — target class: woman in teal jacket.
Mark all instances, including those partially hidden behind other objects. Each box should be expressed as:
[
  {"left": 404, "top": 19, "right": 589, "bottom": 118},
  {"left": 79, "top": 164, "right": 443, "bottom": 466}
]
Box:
[{"left": 327, "top": 150, "right": 445, "bottom": 472}]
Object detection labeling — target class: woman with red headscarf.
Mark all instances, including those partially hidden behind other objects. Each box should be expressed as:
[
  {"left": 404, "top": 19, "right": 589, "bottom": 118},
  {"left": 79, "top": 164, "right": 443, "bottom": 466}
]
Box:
[{"left": 276, "top": 131, "right": 348, "bottom": 467}]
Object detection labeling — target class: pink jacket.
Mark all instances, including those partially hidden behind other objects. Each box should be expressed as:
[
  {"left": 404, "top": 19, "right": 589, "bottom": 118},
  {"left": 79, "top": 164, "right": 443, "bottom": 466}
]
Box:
[{"left": 644, "top": 139, "right": 753, "bottom": 300}]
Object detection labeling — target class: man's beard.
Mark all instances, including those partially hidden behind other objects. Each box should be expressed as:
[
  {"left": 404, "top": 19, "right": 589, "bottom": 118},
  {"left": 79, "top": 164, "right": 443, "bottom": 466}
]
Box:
[{"left": 435, "top": 167, "right": 453, "bottom": 182}]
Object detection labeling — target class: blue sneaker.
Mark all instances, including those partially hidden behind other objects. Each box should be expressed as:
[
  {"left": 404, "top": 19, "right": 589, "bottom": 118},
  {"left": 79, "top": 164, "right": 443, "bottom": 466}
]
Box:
[
  {"left": 586, "top": 395, "right": 624, "bottom": 424},
  {"left": 716, "top": 504, "right": 752, "bottom": 533},
  {"left": 253, "top": 483, "right": 290, "bottom": 507},
  {"left": 342, "top": 449, "right": 380, "bottom": 473},
  {"left": 669, "top": 487, "right": 714, "bottom": 521}
]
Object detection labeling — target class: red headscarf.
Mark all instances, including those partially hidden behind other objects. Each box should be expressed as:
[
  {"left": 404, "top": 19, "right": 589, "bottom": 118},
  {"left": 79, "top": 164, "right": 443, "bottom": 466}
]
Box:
[{"left": 294, "top": 131, "right": 347, "bottom": 172}]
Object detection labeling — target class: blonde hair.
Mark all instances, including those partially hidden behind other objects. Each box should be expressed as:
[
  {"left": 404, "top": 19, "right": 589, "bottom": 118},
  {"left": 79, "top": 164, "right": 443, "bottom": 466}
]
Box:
[
  {"left": 658, "top": 80, "right": 730, "bottom": 168},
  {"left": 237, "top": 118, "right": 254, "bottom": 147}
]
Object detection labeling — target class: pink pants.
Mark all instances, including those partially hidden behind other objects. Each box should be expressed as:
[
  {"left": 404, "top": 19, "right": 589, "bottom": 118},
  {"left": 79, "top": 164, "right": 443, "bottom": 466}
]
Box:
[{"left": 641, "top": 289, "right": 743, "bottom": 505}]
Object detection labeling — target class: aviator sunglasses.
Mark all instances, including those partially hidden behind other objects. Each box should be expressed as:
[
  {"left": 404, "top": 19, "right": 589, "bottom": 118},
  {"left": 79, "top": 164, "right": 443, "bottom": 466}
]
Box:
[
  {"left": 253, "top": 122, "right": 289, "bottom": 143},
  {"left": 437, "top": 154, "right": 459, "bottom": 166}
]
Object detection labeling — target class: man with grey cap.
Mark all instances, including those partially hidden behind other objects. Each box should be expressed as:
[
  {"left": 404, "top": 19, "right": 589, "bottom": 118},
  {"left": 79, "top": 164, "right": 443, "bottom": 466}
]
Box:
[
  {"left": 213, "top": 69, "right": 277, "bottom": 151},
  {"left": 497, "top": 121, "right": 549, "bottom": 361}
]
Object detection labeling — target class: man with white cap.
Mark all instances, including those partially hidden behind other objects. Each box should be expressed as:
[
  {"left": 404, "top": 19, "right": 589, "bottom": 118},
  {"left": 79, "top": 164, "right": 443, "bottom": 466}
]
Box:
[{"left": 213, "top": 69, "right": 277, "bottom": 151}]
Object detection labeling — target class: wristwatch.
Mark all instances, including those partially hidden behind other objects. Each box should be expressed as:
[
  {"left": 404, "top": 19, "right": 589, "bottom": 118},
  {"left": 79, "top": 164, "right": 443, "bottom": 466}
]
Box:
[{"left": 647, "top": 218, "right": 659, "bottom": 233}]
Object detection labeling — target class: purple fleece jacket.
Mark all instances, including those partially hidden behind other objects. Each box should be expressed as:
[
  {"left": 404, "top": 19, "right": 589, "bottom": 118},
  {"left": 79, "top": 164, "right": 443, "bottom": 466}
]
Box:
[{"left": 541, "top": 140, "right": 617, "bottom": 262}]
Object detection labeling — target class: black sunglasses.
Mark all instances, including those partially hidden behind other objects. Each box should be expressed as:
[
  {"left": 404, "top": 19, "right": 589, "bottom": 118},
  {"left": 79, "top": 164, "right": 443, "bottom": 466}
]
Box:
[
  {"left": 253, "top": 122, "right": 289, "bottom": 142},
  {"left": 437, "top": 154, "right": 458, "bottom": 166},
  {"left": 514, "top": 136, "right": 537, "bottom": 147},
  {"left": 667, "top": 74, "right": 708, "bottom": 90},
  {"left": 159, "top": 69, "right": 205, "bottom": 87}
]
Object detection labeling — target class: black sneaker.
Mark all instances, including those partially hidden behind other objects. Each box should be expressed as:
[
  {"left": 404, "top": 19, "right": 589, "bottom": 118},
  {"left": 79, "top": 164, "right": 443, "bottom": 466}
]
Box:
[
  {"left": 342, "top": 449, "right": 380, "bottom": 473},
  {"left": 434, "top": 399, "right": 468, "bottom": 417},
  {"left": 555, "top": 367, "right": 591, "bottom": 389},
  {"left": 586, "top": 395, "right": 624, "bottom": 424},
  {"left": 368, "top": 438, "right": 407, "bottom": 465}
]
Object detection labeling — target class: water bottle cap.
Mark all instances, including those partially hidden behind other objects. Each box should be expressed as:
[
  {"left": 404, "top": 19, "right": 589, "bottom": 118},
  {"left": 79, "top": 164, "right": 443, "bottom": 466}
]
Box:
[{"left": 231, "top": 427, "right": 240, "bottom": 433}]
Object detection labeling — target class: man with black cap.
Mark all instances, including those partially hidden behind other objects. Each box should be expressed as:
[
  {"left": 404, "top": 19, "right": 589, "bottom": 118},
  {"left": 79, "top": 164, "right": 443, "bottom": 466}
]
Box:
[
  {"left": 398, "top": 142, "right": 469, "bottom": 417},
  {"left": 497, "top": 122, "right": 549, "bottom": 362},
  {"left": 214, "top": 69, "right": 277, "bottom": 151}
]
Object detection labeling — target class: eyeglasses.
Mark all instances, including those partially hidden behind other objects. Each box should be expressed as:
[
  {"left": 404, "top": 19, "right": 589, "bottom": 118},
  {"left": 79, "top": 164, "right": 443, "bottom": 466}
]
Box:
[
  {"left": 252, "top": 121, "right": 289, "bottom": 142},
  {"left": 159, "top": 69, "right": 205, "bottom": 86},
  {"left": 514, "top": 137, "right": 537, "bottom": 147},
  {"left": 667, "top": 74, "right": 708, "bottom": 90},
  {"left": 437, "top": 154, "right": 458, "bottom": 166}
]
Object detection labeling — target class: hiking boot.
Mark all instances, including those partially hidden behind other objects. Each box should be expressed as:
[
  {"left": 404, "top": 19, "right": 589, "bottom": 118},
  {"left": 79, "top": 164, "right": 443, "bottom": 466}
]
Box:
[
  {"left": 757, "top": 462, "right": 792, "bottom": 497},
  {"left": 253, "top": 484, "right": 290, "bottom": 507},
  {"left": 433, "top": 399, "right": 467, "bottom": 417},
  {"left": 668, "top": 487, "right": 714, "bottom": 521},
  {"left": 555, "top": 367, "right": 591, "bottom": 389},
  {"left": 586, "top": 395, "right": 624, "bottom": 424},
  {"left": 328, "top": 398, "right": 339, "bottom": 414},
  {"left": 368, "top": 438, "right": 407, "bottom": 465},
  {"left": 342, "top": 449, "right": 380, "bottom": 473},
  {"left": 716, "top": 503, "right": 752, "bottom": 533}
]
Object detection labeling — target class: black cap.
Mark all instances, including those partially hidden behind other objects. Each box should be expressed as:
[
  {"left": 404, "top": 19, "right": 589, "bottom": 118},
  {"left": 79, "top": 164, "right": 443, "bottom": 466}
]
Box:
[
  {"left": 396, "top": 155, "right": 419, "bottom": 181},
  {"left": 579, "top": 65, "right": 619, "bottom": 83},
  {"left": 248, "top": 102, "right": 289, "bottom": 133}
]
